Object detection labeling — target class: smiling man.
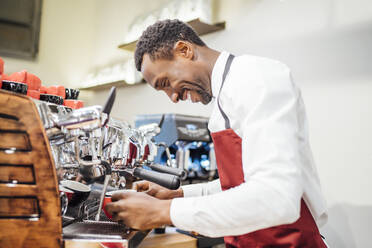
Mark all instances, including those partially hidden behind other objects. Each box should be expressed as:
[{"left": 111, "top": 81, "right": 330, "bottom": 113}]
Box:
[
  {"left": 137, "top": 22, "right": 215, "bottom": 105},
  {"left": 106, "top": 19, "right": 328, "bottom": 248}
]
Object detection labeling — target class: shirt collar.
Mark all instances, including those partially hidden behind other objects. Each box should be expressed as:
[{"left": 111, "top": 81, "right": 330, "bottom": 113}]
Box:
[{"left": 211, "top": 51, "right": 230, "bottom": 98}]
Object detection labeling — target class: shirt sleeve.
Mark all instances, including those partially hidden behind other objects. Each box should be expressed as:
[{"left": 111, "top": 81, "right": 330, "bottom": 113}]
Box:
[
  {"left": 181, "top": 179, "right": 222, "bottom": 198},
  {"left": 170, "top": 58, "right": 304, "bottom": 237}
]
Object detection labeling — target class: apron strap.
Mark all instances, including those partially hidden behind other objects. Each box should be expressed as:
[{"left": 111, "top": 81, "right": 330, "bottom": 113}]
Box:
[{"left": 217, "top": 54, "right": 235, "bottom": 130}]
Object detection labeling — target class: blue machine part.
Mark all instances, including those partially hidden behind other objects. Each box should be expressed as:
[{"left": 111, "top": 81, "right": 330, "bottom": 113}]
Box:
[{"left": 135, "top": 113, "right": 210, "bottom": 165}]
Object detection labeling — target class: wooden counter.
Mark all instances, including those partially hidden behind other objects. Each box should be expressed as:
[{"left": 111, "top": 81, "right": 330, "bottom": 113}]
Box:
[{"left": 138, "top": 229, "right": 197, "bottom": 248}]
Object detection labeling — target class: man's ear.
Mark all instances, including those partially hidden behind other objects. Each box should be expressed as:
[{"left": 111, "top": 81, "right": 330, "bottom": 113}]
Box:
[{"left": 174, "top": 41, "right": 194, "bottom": 60}]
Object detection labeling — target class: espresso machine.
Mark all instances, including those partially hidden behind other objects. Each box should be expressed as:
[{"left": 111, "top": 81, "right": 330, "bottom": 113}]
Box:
[
  {"left": 0, "top": 87, "right": 183, "bottom": 248},
  {"left": 135, "top": 114, "right": 218, "bottom": 184}
]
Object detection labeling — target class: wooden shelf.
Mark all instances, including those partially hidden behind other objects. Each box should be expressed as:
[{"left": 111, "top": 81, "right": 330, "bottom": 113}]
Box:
[
  {"left": 187, "top": 18, "right": 226, "bottom": 36},
  {"left": 118, "top": 40, "right": 137, "bottom": 51},
  {"left": 79, "top": 79, "right": 145, "bottom": 91},
  {"left": 118, "top": 18, "right": 226, "bottom": 51}
]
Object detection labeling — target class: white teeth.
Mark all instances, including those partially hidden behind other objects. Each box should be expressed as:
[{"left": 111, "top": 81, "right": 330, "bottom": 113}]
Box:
[{"left": 187, "top": 91, "right": 191, "bottom": 101}]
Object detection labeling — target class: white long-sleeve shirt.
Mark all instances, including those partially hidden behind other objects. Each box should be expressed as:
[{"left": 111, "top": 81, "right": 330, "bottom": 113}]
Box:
[{"left": 169, "top": 51, "right": 328, "bottom": 237}]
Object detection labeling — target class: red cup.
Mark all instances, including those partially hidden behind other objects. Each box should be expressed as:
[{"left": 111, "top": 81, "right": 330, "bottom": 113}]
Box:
[
  {"left": 57, "top": 85, "right": 66, "bottom": 99},
  {"left": 46, "top": 85, "right": 58, "bottom": 95},
  {"left": 102, "top": 189, "right": 135, "bottom": 219},
  {"left": 60, "top": 180, "right": 91, "bottom": 206},
  {"left": 64, "top": 99, "right": 84, "bottom": 109},
  {"left": 9, "top": 70, "right": 41, "bottom": 90},
  {"left": 103, "top": 194, "right": 113, "bottom": 219},
  {"left": 27, "top": 89, "right": 40, "bottom": 99},
  {"left": 59, "top": 185, "right": 74, "bottom": 202},
  {"left": 0, "top": 57, "right": 4, "bottom": 74},
  {"left": 40, "top": 85, "right": 47, "bottom": 93},
  {"left": 100, "top": 242, "right": 127, "bottom": 248},
  {"left": 2, "top": 74, "right": 9, "bottom": 80},
  {"left": 47, "top": 85, "right": 65, "bottom": 98},
  {"left": 9, "top": 70, "right": 27, "bottom": 83},
  {"left": 26, "top": 73, "right": 41, "bottom": 91}
]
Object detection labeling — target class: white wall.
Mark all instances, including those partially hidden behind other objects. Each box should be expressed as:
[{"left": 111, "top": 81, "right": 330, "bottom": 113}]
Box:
[
  {"left": 3, "top": 0, "right": 371, "bottom": 247},
  {"left": 207, "top": 1, "right": 372, "bottom": 247},
  {"left": 2, "top": 0, "right": 170, "bottom": 86},
  {"left": 89, "top": 1, "right": 372, "bottom": 247}
]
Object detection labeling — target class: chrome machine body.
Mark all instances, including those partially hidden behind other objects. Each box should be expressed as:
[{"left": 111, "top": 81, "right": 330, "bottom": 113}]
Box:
[{"left": 34, "top": 88, "right": 183, "bottom": 247}]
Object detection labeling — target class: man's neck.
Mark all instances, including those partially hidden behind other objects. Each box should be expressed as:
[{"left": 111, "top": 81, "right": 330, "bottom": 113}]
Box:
[{"left": 197, "top": 46, "right": 221, "bottom": 91}]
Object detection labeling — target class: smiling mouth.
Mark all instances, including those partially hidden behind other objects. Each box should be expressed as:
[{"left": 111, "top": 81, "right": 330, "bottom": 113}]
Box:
[
  {"left": 180, "top": 88, "right": 196, "bottom": 102},
  {"left": 186, "top": 91, "right": 192, "bottom": 101},
  {"left": 179, "top": 88, "right": 189, "bottom": 101},
  {"left": 181, "top": 90, "right": 191, "bottom": 101},
  {"left": 178, "top": 81, "right": 212, "bottom": 104}
]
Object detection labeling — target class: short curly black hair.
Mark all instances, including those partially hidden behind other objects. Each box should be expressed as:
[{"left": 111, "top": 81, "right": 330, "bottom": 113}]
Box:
[{"left": 134, "top": 19, "right": 206, "bottom": 71}]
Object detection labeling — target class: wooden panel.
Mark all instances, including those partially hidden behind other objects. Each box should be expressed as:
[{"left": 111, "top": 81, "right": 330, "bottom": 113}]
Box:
[
  {"left": 0, "top": 130, "right": 31, "bottom": 151},
  {"left": 0, "top": 113, "right": 27, "bottom": 131},
  {"left": 0, "top": 196, "right": 39, "bottom": 218},
  {"left": 0, "top": 184, "right": 37, "bottom": 196},
  {"left": 0, "top": 164, "right": 35, "bottom": 184},
  {"left": 0, "top": 152, "right": 33, "bottom": 164},
  {"left": 0, "top": 90, "right": 62, "bottom": 248}
]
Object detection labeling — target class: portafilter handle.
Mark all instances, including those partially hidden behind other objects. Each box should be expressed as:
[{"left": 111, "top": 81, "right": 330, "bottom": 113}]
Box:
[
  {"left": 132, "top": 167, "right": 180, "bottom": 190},
  {"left": 114, "top": 167, "right": 180, "bottom": 190},
  {"left": 147, "top": 163, "right": 187, "bottom": 180}
]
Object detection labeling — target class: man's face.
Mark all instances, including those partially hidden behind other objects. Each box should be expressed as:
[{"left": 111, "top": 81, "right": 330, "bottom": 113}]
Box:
[{"left": 141, "top": 53, "right": 212, "bottom": 105}]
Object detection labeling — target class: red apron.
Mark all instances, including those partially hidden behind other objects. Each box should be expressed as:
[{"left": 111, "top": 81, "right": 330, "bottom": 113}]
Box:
[{"left": 211, "top": 55, "right": 326, "bottom": 248}]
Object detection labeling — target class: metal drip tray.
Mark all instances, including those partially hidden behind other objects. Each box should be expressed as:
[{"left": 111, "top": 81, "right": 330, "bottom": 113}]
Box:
[
  {"left": 63, "top": 220, "right": 130, "bottom": 240},
  {"left": 63, "top": 220, "right": 149, "bottom": 248}
]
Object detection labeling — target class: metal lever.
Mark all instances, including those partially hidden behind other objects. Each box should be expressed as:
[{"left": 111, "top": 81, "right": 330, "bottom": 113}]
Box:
[
  {"left": 102, "top": 87, "right": 116, "bottom": 115},
  {"left": 95, "top": 174, "right": 111, "bottom": 221},
  {"left": 157, "top": 142, "right": 172, "bottom": 167}
]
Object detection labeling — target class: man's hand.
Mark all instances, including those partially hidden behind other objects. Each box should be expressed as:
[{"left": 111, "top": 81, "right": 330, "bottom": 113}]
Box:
[
  {"left": 133, "top": 180, "right": 183, "bottom": 200},
  {"left": 105, "top": 191, "right": 172, "bottom": 230}
]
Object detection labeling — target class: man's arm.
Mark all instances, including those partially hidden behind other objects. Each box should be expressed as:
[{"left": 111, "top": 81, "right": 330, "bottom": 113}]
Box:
[
  {"left": 133, "top": 178, "right": 222, "bottom": 200},
  {"left": 181, "top": 179, "right": 222, "bottom": 197}
]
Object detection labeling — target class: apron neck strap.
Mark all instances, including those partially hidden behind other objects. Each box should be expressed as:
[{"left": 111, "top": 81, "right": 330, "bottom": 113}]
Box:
[{"left": 217, "top": 54, "right": 235, "bottom": 130}]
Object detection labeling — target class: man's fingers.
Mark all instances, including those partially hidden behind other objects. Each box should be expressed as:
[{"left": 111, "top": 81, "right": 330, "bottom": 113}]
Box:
[
  {"left": 112, "top": 211, "right": 128, "bottom": 222},
  {"left": 105, "top": 200, "right": 125, "bottom": 215},
  {"left": 111, "top": 191, "right": 135, "bottom": 201},
  {"left": 133, "top": 180, "right": 149, "bottom": 192},
  {"left": 145, "top": 188, "right": 157, "bottom": 197}
]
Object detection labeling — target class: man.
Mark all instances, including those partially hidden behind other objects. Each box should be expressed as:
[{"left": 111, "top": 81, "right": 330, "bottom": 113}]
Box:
[{"left": 106, "top": 19, "right": 328, "bottom": 247}]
